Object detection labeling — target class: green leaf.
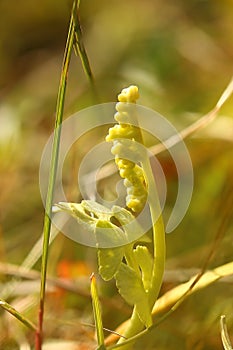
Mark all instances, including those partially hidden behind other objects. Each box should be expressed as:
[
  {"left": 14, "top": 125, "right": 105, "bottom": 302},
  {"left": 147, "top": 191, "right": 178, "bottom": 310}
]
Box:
[
  {"left": 112, "top": 205, "right": 144, "bottom": 242},
  {"left": 53, "top": 202, "right": 96, "bottom": 228},
  {"left": 54, "top": 201, "right": 129, "bottom": 246},
  {"left": 95, "top": 219, "right": 127, "bottom": 247},
  {"left": 112, "top": 205, "right": 135, "bottom": 225},
  {"left": 54, "top": 200, "right": 113, "bottom": 224},
  {"left": 82, "top": 200, "right": 113, "bottom": 220},
  {"left": 98, "top": 248, "right": 124, "bottom": 281},
  {"left": 133, "top": 245, "right": 153, "bottom": 292},
  {"left": 115, "top": 263, "right": 152, "bottom": 328}
]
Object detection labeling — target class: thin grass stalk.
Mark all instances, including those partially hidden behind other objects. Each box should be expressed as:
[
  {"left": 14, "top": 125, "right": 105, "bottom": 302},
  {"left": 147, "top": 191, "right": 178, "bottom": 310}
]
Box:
[
  {"left": 36, "top": 1, "right": 78, "bottom": 349},
  {"left": 0, "top": 298, "right": 37, "bottom": 331}
]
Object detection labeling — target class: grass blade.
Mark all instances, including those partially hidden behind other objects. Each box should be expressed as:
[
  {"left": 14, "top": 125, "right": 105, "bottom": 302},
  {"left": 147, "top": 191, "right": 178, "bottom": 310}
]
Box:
[
  {"left": 90, "top": 273, "right": 106, "bottom": 349},
  {"left": 72, "top": 6, "right": 94, "bottom": 85},
  {"left": 220, "top": 315, "right": 233, "bottom": 350}
]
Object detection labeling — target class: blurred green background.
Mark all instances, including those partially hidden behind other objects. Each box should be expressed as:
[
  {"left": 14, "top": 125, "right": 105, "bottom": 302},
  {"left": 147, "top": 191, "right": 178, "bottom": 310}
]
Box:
[{"left": 0, "top": 0, "right": 233, "bottom": 349}]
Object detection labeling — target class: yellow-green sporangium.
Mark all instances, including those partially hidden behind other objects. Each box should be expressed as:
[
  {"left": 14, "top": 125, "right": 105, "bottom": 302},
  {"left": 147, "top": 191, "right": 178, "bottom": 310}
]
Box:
[{"left": 106, "top": 86, "right": 147, "bottom": 213}]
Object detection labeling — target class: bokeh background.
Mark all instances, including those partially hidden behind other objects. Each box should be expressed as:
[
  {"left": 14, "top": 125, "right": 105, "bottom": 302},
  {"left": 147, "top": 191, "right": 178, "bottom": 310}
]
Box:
[{"left": 0, "top": 0, "right": 233, "bottom": 349}]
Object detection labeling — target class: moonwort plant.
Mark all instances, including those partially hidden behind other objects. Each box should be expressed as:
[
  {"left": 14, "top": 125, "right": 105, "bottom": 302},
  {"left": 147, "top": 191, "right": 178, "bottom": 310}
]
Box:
[{"left": 54, "top": 85, "right": 166, "bottom": 348}]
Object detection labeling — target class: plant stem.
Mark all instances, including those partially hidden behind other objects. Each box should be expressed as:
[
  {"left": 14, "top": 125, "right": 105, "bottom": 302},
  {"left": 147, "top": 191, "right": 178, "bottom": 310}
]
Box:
[
  {"left": 36, "top": 2, "right": 77, "bottom": 349},
  {"left": 116, "top": 147, "right": 165, "bottom": 350},
  {"left": 142, "top": 156, "right": 165, "bottom": 307},
  {"left": 116, "top": 308, "right": 143, "bottom": 349}
]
